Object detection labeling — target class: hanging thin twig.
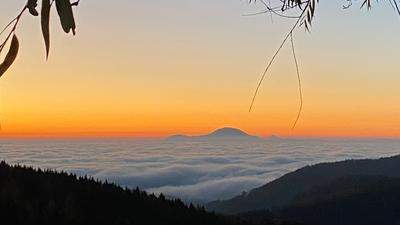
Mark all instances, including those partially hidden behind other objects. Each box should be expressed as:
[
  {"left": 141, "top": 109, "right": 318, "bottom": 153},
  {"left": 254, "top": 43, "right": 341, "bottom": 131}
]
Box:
[
  {"left": 248, "top": 2, "right": 309, "bottom": 112},
  {"left": 290, "top": 33, "right": 303, "bottom": 129},
  {"left": 247, "top": 0, "right": 399, "bottom": 129},
  {"left": 392, "top": 0, "right": 400, "bottom": 15}
]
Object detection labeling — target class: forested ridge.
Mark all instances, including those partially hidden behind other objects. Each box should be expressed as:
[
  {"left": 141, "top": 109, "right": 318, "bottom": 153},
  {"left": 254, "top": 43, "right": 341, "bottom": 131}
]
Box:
[
  {"left": 0, "top": 161, "right": 298, "bottom": 225},
  {"left": 207, "top": 155, "right": 400, "bottom": 214},
  {"left": 240, "top": 175, "right": 400, "bottom": 225}
]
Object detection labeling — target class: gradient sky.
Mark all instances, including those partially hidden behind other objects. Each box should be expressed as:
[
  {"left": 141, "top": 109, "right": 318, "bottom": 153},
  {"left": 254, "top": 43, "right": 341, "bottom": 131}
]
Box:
[{"left": 0, "top": 0, "right": 399, "bottom": 138}]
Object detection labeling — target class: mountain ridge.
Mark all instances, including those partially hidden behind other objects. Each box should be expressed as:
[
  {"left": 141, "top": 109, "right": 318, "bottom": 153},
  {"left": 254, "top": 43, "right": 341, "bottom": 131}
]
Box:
[
  {"left": 206, "top": 154, "right": 400, "bottom": 214},
  {"left": 167, "top": 127, "right": 260, "bottom": 141},
  {"left": 238, "top": 175, "right": 400, "bottom": 225},
  {"left": 277, "top": 175, "right": 400, "bottom": 225}
]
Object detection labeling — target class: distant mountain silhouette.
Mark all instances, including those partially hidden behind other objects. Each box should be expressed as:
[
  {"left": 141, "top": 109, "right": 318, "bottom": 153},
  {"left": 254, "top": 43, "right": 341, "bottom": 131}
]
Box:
[
  {"left": 167, "top": 127, "right": 260, "bottom": 141},
  {"left": 167, "top": 134, "right": 191, "bottom": 141},
  {"left": 265, "top": 135, "right": 282, "bottom": 141},
  {"left": 206, "top": 154, "right": 400, "bottom": 214},
  {"left": 208, "top": 128, "right": 251, "bottom": 137}
]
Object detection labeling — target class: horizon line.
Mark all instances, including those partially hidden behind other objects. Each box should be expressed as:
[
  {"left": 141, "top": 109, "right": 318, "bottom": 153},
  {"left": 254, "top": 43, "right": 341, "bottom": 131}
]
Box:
[{"left": 0, "top": 132, "right": 399, "bottom": 140}]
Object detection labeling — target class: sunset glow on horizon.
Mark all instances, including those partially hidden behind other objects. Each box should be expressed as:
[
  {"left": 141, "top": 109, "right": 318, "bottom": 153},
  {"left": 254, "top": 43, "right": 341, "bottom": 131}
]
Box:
[{"left": 0, "top": 0, "right": 400, "bottom": 138}]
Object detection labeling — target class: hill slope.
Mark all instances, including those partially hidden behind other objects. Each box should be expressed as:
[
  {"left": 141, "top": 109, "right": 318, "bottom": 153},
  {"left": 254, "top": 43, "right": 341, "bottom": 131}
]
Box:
[
  {"left": 239, "top": 175, "right": 400, "bottom": 225},
  {"left": 279, "top": 175, "right": 400, "bottom": 225},
  {"left": 0, "top": 161, "right": 251, "bottom": 225},
  {"left": 207, "top": 154, "right": 400, "bottom": 214}
]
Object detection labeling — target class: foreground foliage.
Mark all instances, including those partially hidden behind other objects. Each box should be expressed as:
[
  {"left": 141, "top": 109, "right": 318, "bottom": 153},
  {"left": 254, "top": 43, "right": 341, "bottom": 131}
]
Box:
[{"left": 0, "top": 0, "right": 79, "bottom": 78}]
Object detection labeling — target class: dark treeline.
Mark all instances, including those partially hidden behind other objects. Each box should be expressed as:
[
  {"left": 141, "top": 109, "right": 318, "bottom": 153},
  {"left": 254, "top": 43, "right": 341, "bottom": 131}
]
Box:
[
  {"left": 278, "top": 175, "right": 400, "bottom": 225},
  {"left": 0, "top": 161, "right": 298, "bottom": 225},
  {"left": 207, "top": 155, "right": 400, "bottom": 214},
  {"left": 241, "top": 175, "right": 400, "bottom": 225},
  {"left": 238, "top": 175, "right": 400, "bottom": 225}
]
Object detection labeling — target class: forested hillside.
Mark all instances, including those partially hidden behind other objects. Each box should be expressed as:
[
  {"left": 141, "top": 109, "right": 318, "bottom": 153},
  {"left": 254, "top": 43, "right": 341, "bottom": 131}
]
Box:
[
  {"left": 240, "top": 175, "right": 400, "bottom": 225},
  {"left": 207, "top": 155, "right": 400, "bottom": 214},
  {"left": 279, "top": 175, "right": 400, "bottom": 225},
  {"left": 0, "top": 161, "right": 248, "bottom": 225}
]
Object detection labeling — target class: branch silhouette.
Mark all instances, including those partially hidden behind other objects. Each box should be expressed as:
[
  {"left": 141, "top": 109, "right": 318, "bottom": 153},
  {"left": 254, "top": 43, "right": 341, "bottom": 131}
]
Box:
[
  {"left": 247, "top": 0, "right": 399, "bottom": 129},
  {"left": 0, "top": 0, "right": 79, "bottom": 78}
]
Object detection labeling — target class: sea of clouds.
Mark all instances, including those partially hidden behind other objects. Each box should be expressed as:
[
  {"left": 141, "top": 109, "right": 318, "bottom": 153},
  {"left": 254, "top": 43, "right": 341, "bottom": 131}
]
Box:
[{"left": 1, "top": 138, "right": 400, "bottom": 203}]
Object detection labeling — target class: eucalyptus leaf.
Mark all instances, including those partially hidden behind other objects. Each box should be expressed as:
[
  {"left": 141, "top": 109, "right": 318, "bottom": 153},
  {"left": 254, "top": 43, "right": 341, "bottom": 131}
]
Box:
[
  {"left": 55, "top": 0, "right": 76, "bottom": 35},
  {"left": 0, "top": 35, "right": 20, "bottom": 78},
  {"left": 27, "top": 0, "right": 39, "bottom": 16},
  {"left": 41, "top": 0, "right": 51, "bottom": 59}
]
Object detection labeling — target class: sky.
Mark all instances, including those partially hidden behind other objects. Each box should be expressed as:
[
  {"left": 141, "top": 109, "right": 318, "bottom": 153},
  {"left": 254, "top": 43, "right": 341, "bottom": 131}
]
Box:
[{"left": 0, "top": 0, "right": 400, "bottom": 138}]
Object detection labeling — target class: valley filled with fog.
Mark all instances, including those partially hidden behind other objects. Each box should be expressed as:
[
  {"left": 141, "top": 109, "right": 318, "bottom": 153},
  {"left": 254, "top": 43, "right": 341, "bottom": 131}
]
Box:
[{"left": 1, "top": 138, "right": 399, "bottom": 203}]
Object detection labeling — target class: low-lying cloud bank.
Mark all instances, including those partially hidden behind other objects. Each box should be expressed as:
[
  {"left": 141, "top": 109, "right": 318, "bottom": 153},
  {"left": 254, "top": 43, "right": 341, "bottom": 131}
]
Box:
[{"left": 1, "top": 138, "right": 399, "bottom": 203}]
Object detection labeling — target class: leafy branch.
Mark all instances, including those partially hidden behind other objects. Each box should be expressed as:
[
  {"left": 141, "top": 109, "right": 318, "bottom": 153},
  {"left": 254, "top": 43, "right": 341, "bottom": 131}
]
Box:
[{"left": 0, "top": 0, "right": 80, "bottom": 78}]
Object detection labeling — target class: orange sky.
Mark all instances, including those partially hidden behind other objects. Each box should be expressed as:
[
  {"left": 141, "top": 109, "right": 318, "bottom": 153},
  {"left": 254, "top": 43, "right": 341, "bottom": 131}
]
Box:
[{"left": 0, "top": 1, "right": 400, "bottom": 138}]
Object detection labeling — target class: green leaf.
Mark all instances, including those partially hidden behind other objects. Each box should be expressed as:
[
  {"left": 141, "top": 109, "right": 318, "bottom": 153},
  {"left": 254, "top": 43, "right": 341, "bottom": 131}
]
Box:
[
  {"left": 55, "top": 0, "right": 76, "bottom": 35},
  {"left": 0, "top": 35, "right": 20, "bottom": 78},
  {"left": 41, "top": 0, "right": 51, "bottom": 59}
]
